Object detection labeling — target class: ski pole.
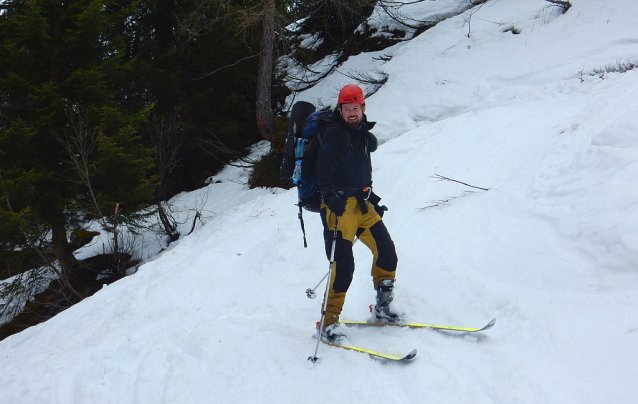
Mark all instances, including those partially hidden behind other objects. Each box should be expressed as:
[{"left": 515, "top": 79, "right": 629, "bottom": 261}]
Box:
[
  {"left": 306, "top": 270, "right": 329, "bottom": 299},
  {"left": 308, "top": 216, "right": 340, "bottom": 363},
  {"left": 306, "top": 238, "right": 358, "bottom": 299}
]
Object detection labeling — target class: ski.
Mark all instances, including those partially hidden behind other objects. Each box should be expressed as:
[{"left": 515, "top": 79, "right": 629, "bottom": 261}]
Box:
[
  {"left": 341, "top": 317, "right": 496, "bottom": 333},
  {"left": 316, "top": 340, "right": 417, "bottom": 362}
]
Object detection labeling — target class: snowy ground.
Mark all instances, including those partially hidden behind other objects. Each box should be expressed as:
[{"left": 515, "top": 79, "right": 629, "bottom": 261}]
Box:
[{"left": 1, "top": 0, "right": 638, "bottom": 403}]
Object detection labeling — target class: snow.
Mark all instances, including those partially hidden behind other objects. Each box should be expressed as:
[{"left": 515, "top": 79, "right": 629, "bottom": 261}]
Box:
[
  {"left": 365, "top": 0, "right": 485, "bottom": 40},
  {"left": 2, "top": 0, "right": 638, "bottom": 403}
]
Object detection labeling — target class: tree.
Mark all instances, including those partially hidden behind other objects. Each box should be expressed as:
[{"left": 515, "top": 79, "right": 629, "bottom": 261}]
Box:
[
  {"left": 128, "top": 0, "right": 267, "bottom": 194},
  {"left": 256, "top": 0, "right": 277, "bottom": 141},
  {"left": 177, "top": 0, "right": 297, "bottom": 143},
  {"left": 0, "top": 0, "right": 157, "bottom": 317}
]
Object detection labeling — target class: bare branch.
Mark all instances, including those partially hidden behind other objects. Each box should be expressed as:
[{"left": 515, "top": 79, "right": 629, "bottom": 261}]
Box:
[
  {"left": 544, "top": 0, "right": 571, "bottom": 10},
  {"left": 372, "top": 54, "right": 393, "bottom": 62},
  {"left": 189, "top": 212, "right": 203, "bottom": 235},
  {"left": 337, "top": 67, "right": 389, "bottom": 85},
  {"left": 58, "top": 107, "right": 109, "bottom": 230},
  {"left": 194, "top": 53, "right": 261, "bottom": 80},
  {"left": 417, "top": 190, "right": 476, "bottom": 211},
  {"left": 431, "top": 174, "right": 490, "bottom": 191},
  {"left": 196, "top": 131, "right": 256, "bottom": 168}
]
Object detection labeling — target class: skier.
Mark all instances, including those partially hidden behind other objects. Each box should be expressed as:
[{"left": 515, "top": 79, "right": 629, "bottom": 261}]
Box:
[{"left": 316, "top": 84, "right": 400, "bottom": 342}]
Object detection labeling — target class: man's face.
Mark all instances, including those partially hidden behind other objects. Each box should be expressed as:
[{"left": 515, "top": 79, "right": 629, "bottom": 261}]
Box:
[{"left": 341, "top": 103, "right": 365, "bottom": 129}]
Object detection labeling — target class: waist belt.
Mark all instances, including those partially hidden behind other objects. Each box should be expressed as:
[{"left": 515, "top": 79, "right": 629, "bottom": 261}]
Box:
[{"left": 336, "top": 187, "right": 381, "bottom": 214}]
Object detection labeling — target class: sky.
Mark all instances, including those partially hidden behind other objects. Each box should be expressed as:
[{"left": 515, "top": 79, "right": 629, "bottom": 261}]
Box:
[{"left": 1, "top": 0, "right": 637, "bottom": 403}]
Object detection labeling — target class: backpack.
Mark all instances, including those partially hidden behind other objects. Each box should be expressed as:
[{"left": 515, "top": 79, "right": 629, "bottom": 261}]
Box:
[
  {"left": 279, "top": 101, "right": 316, "bottom": 185},
  {"left": 279, "top": 101, "right": 346, "bottom": 246}
]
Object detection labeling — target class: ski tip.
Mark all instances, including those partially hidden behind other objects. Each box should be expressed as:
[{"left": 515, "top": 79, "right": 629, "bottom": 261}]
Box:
[
  {"left": 402, "top": 349, "right": 417, "bottom": 361},
  {"left": 482, "top": 318, "right": 497, "bottom": 331}
]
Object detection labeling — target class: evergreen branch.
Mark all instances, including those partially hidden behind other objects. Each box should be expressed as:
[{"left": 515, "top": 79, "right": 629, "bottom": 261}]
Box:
[{"left": 0, "top": 171, "right": 84, "bottom": 300}]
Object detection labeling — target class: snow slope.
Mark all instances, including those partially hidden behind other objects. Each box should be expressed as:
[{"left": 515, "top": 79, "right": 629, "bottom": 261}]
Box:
[{"left": 2, "top": 0, "right": 638, "bottom": 403}]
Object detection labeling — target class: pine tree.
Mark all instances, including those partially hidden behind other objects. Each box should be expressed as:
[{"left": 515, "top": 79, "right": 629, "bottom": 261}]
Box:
[{"left": 0, "top": 0, "right": 157, "bottom": 310}]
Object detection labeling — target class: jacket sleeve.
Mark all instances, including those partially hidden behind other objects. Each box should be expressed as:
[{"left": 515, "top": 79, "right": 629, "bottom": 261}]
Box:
[
  {"left": 315, "top": 124, "right": 345, "bottom": 200},
  {"left": 367, "top": 132, "right": 378, "bottom": 153}
]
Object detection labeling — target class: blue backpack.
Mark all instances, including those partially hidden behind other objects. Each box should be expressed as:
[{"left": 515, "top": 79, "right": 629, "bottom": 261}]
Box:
[
  {"left": 294, "top": 110, "right": 334, "bottom": 212},
  {"left": 280, "top": 103, "right": 347, "bottom": 246}
]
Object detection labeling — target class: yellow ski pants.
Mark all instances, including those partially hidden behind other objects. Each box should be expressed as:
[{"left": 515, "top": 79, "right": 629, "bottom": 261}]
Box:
[{"left": 320, "top": 197, "right": 398, "bottom": 327}]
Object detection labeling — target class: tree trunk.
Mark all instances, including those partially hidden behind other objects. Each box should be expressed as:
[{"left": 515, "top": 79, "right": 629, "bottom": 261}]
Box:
[
  {"left": 158, "top": 201, "right": 179, "bottom": 242},
  {"left": 256, "top": 0, "right": 276, "bottom": 142},
  {"left": 51, "top": 220, "right": 77, "bottom": 271},
  {"left": 50, "top": 220, "right": 84, "bottom": 299}
]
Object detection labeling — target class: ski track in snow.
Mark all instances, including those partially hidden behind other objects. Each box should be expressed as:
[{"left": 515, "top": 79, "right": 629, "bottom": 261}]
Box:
[{"left": 2, "top": 1, "right": 638, "bottom": 403}]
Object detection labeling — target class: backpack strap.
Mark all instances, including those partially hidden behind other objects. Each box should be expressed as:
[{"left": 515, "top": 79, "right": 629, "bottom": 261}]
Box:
[
  {"left": 296, "top": 132, "right": 336, "bottom": 249},
  {"left": 298, "top": 203, "right": 308, "bottom": 248},
  {"left": 314, "top": 133, "right": 337, "bottom": 173}
]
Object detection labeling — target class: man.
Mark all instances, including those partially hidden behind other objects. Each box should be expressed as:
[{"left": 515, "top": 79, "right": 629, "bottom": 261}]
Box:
[{"left": 315, "top": 84, "right": 400, "bottom": 342}]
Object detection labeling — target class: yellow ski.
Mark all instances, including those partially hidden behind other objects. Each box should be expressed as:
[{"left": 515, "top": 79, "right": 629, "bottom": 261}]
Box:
[
  {"left": 319, "top": 340, "right": 417, "bottom": 361},
  {"left": 341, "top": 318, "right": 496, "bottom": 332}
]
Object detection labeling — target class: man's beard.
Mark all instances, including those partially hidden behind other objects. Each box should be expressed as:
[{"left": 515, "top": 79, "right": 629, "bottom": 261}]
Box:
[{"left": 344, "top": 115, "right": 363, "bottom": 128}]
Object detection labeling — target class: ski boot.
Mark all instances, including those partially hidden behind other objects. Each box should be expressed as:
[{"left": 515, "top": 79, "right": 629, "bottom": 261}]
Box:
[
  {"left": 318, "top": 323, "right": 347, "bottom": 343},
  {"left": 372, "top": 279, "right": 402, "bottom": 323}
]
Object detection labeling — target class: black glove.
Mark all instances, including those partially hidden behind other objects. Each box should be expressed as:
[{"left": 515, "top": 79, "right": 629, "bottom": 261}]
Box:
[
  {"left": 367, "top": 190, "right": 387, "bottom": 218},
  {"left": 326, "top": 192, "right": 347, "bottom": 216},
  {"left": 374, "top": 204, "right": 388, "bottom": 218}
]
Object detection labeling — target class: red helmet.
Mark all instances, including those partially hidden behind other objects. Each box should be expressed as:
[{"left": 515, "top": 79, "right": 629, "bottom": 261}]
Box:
[{"left": 338, "top": 84, "right": 365, "bottom": 104}]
